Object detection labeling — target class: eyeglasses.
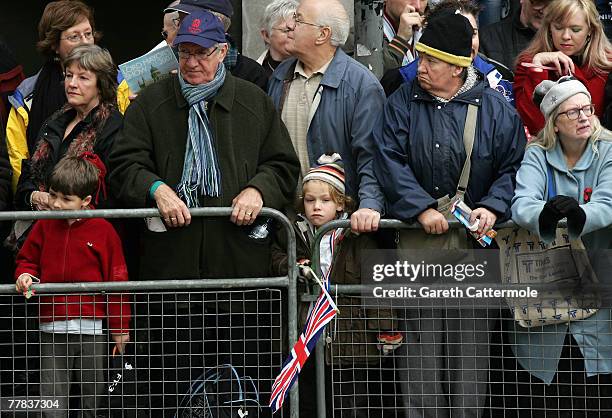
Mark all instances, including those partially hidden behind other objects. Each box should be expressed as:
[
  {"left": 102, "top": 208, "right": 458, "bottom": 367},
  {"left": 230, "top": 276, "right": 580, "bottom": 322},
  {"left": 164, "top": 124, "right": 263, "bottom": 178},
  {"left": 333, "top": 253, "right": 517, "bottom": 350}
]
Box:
[
  {"left": 61, "top": 31, "right": 95, "bottom": 43},
  {"left": 292, "top": 12, "right": 326, "bottom": 28},
  {"left": 272, "top": 26, "right": 293, "bottom": 34},
  {"left": 177, "top": 46, "right": 219, "bottom": 61},
  {"left": 557, "top": 104, "right": 595, "bottom": 120}
]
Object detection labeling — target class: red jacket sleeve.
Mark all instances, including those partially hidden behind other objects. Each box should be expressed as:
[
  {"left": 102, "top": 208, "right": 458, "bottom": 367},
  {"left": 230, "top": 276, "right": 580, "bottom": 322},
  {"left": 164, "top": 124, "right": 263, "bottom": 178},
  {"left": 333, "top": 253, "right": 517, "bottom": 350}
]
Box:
[
  {"left": 102, "top": 225, "right": 131, "bottom": 334},
  {"left": 14, "top": 221, "right": 44, "bottom": 280},
  {"left": 513, "top": 58, "right": 548, "bottom": 136}
]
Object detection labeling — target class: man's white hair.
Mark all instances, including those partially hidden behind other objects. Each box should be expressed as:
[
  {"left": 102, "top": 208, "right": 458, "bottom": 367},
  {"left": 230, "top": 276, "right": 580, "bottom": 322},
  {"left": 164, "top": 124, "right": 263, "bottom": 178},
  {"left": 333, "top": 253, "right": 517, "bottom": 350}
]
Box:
[
  {"left": 210, "top": 10, "right": 232, "bottom": 32},
  {"left": 312, "top": 0, "right": 349, "bottom": 47}
]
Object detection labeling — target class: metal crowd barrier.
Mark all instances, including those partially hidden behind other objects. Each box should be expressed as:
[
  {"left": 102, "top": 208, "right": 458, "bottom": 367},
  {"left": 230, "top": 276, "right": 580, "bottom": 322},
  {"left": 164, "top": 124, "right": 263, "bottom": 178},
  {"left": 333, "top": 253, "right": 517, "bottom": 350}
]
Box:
[
  {"left": 3, "top": 209, "right": 612, "bottom": 417},
  {"left": 309, "top": 219, "right": 612, "bottom": 418},
  {"left": 0, "top": 207, "right": 299, "bottom": 418}
]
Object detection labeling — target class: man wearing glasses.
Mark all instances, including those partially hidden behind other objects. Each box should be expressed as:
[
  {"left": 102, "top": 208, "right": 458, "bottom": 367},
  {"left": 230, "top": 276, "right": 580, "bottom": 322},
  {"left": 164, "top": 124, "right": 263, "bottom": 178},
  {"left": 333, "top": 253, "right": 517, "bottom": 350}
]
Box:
[
  {"left": 480, "top": 0, "right": 552, "bottom": 78},
  {"left": 108, "top": 10, "right": 299, "bottom": 414},
  {"left": 166, "top": 0, "right": 269, "bottom": 91},
  {"left": 110, "top": 9, "right": 298, "bottom": 282},
  {"left": 268, "top": 0, "right": 386, "bottom": 234}
]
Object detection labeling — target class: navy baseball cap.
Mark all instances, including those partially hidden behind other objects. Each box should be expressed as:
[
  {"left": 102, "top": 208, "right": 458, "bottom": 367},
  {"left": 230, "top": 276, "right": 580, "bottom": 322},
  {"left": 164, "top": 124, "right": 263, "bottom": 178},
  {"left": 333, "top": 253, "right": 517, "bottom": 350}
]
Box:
[
  {"left": 174, "top": 10, "right": 226, "bottom": 48},
  {"left": 165, "top": 0, "right": 234, "bottom": 18}
]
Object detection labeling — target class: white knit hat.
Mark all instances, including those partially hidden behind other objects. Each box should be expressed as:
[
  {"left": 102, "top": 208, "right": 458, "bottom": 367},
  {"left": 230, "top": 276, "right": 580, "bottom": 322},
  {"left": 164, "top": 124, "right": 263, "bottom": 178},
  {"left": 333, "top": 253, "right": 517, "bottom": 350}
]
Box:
[{"left": 533, "top": 76, "right": 591, "bottom": 119}]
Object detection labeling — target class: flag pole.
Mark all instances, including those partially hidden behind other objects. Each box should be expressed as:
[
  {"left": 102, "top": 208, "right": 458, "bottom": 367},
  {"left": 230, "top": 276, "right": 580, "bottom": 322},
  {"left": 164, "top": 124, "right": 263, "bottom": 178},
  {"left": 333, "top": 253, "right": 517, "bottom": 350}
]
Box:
[{"left": 301, "top": 266, "right": 340, "bottom": 313}]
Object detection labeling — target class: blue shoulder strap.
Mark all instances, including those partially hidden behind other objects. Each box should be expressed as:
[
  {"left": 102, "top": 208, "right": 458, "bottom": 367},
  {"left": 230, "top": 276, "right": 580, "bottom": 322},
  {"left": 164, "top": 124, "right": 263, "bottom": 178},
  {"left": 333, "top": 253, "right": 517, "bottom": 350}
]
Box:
[{"left": 547, "top": 164, "right": 557, "bottom": 200}]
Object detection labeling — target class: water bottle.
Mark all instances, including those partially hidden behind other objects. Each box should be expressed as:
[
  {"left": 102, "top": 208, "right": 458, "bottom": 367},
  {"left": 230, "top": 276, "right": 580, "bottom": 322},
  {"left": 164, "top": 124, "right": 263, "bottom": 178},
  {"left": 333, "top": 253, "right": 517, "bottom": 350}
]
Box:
[{"left": 249, "top": 218, "right": 271, "bottom": 240}]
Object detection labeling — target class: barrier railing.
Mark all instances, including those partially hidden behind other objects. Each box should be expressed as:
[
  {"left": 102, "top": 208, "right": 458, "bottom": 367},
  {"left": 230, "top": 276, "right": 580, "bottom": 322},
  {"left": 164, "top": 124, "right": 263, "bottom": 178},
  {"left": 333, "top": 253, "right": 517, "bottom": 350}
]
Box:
[
  {"left": 3, "top": 209, "right": 609, "bottom": 417},
  {"left": 0, "top": 207, "right": 299, "bottom": 418},
  {"left": 308, "top": 219, "right": 612, "bottom": 418}
]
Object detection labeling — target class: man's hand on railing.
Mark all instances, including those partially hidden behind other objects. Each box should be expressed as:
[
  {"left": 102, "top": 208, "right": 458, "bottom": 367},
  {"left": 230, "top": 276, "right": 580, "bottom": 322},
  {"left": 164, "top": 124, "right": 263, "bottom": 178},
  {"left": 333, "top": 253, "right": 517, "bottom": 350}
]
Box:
[
  {"left": 350, "top": 208, "right": 380, "bottom": 233},
  {"left": 153, "top": 183, "right": 192, "bottom": 227},
  {"left": 417, "top": 208, "right": 449, "bottom": 234},
  {"left": 470, "top": 207, "right": 497, "bottom": 236},
  {"left": 231, "top": 187, "right": 263, "bottom": 226}
]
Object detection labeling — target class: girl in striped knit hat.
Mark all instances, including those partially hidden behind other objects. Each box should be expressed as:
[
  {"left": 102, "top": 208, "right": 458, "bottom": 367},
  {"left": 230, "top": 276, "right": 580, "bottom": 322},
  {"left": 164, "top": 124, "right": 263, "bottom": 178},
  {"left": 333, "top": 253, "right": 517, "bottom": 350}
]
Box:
[{"left": 271, "top": 153, "right": 401, "bottom": 416}]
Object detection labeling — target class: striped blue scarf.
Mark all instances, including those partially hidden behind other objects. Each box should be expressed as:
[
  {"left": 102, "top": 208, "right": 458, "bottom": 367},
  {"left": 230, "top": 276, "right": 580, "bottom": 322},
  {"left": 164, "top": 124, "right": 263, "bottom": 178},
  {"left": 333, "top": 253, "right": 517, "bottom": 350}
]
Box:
[{"left": 177, "top": 63, "right": 226, "bottom": 207}]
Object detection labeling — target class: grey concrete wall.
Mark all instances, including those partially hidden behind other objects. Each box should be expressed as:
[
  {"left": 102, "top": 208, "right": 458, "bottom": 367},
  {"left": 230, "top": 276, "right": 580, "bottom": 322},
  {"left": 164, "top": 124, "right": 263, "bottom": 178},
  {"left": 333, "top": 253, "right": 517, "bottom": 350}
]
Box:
[{"left": 241, "top": 0, "right": 354, "bottom": 60}]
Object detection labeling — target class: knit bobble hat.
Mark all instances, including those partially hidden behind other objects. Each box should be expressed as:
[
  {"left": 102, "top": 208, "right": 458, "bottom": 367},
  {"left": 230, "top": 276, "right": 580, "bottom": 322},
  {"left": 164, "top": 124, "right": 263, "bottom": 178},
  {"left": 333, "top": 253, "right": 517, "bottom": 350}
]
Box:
[
  {"left": 303, "top": 153, "right": 345, "bottom": 195},
  {"left": 533, "top": 76, "right": 591, "bottom": 119},
  {"left": 415, "top": 13, "right": 473, "bottom": 67}
]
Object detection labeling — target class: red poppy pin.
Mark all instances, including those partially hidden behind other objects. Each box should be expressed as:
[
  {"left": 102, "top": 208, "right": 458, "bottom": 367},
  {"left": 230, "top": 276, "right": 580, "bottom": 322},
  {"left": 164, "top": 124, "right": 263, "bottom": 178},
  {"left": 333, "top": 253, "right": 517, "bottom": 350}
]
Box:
[{"left": 583, "top": 187, "right": 592, "bottom": 203}]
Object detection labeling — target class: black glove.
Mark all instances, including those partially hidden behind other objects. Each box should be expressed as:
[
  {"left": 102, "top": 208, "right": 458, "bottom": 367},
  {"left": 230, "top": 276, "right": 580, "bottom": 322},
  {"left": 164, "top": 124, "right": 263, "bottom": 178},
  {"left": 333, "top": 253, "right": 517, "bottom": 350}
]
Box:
[
  {"left": 538, "top": 198, "right": 565, "bottom": 237},
  {"left": 549, "top": 195, "right": 577, "bottom": 215},
  {"left": 550, "top": 195, "right": 586, "bottom": 235}
]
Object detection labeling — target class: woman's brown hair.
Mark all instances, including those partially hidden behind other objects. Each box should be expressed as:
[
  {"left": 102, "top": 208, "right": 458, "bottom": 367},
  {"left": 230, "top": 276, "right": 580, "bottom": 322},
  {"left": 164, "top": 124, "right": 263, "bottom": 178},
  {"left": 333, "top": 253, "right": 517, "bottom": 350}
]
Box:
[
  {"left": 37, "top": 0, "right": 102, "bottom": 57},
  {"left": 63, "top": 44, "right": 118, "bottom": 106}
]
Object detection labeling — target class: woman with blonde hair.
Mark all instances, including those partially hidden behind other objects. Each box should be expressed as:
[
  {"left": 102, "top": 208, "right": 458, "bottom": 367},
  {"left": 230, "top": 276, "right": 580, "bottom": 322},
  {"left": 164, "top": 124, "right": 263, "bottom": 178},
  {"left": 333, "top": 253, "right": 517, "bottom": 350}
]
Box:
[
  {"left": 514, "top": 0, "right": 612, "bottom": 137},
  {"left": 511, "top": 76, "right": 612, "bottom": 414}
]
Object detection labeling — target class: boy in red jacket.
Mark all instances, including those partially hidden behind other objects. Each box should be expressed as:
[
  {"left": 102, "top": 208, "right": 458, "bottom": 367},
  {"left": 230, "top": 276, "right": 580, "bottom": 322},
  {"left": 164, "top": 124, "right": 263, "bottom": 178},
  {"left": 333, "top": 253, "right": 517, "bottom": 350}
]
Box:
[{"left": 15, "top": 153, "right": 130, "bottom": 417}]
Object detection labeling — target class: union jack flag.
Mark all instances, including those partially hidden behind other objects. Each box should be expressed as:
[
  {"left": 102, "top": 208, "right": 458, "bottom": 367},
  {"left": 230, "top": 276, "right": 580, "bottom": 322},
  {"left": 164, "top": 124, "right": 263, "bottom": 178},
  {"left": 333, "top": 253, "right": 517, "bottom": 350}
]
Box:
[{"left": 269, "top": 259, "right": 340, "bottom": 413}]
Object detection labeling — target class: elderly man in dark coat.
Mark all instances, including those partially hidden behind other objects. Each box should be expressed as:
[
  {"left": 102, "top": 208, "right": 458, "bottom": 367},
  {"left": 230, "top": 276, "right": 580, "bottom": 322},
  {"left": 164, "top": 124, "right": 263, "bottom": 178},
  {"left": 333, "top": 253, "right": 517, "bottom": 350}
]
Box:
[
  {"left": 109, "top": 10, "right": 299, "bottom": 281},
  {"left": 108, "top": 11, "right": 299, "bottom": 416}
]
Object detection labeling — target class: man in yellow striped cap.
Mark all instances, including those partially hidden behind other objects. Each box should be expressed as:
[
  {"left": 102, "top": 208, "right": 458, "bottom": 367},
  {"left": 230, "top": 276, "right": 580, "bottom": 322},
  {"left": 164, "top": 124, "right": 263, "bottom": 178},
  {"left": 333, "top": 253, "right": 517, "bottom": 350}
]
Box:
[
  {"left": 413, "top": 12, "right": 473, "bottom": 99},
  {"left": 373, "top": 11, "right": 527, "bottom": 418}
]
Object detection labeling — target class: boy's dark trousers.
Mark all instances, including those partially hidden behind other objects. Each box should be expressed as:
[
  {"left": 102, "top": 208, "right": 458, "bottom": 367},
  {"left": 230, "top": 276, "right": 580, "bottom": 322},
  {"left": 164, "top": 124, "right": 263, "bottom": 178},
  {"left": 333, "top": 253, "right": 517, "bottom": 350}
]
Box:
[{"left": 39, "top": 332, "right": 106, "bottom": 418}]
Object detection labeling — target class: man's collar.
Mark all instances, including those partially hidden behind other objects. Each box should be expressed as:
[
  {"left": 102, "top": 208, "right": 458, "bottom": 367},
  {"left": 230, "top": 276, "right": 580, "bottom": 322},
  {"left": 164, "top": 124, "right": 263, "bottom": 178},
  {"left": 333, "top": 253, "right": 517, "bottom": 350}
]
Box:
[
  {"left": 294, "top": 56, "right": 333, "bottom": 79},
  {"left": 412, "top": 68, "right": 485, "bottom": 105},
  {"left": 274, "top": 48, "right": 348, "bottom": 88}
]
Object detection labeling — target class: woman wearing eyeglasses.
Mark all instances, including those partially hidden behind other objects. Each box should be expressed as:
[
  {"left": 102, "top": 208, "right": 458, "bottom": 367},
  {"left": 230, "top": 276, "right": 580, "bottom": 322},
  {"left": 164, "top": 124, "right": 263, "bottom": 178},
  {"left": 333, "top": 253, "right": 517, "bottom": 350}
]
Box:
[
  {"left": 510, "top": 77, "right": 612, "bottom": 414},
  {"left": 5, "top": 1, "right": 128, "bottom": 195},
  {"left": 513, "top": 0, "right": 612, "bottom": 138},
  {"left": 257, "top": 0, "right": 298, "bottom": 77}
]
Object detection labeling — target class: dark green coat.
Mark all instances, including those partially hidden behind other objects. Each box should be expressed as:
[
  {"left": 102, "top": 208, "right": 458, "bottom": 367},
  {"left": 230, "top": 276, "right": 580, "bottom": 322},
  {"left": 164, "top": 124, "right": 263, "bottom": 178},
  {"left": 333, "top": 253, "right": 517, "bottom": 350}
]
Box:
[{"left": 108, "top": 73, "right": 299, "bottom": 280}]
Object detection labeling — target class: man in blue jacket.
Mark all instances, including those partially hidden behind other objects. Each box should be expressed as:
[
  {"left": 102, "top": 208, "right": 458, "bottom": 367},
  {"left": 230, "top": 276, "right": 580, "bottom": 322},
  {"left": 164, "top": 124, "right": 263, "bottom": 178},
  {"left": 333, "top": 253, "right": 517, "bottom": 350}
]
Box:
[
  {"left": 268, "top": 0, "right": 385, "bottom": 233},
  {"left": 375, "top": 13, "right": 525, "bottom": 237},
  {"left": 374, "top": 13, "right": 526, "bottom": 418}
]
